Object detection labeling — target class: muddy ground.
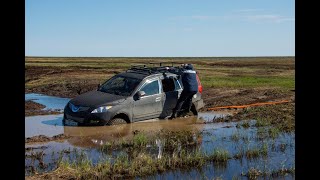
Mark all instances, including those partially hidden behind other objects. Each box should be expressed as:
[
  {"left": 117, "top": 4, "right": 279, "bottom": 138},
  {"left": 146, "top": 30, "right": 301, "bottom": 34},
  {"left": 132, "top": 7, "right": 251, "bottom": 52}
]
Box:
[
  {"left": 25, "top": 100, "right": 61, "bottom": 116},
  {"left": 26, "top": 80, "right": 294, "bottom": 114},
  {"left": 25, "top": 66, "right": 294, "bottom": 110},
  {"left": 25, "top": 58, "right": 295, "bottom": 135},
  {"left": 25, "top": 66, "right": 105, "bottom": 98},
  {"left": 25, "top": 134, "right": 70, "bottom": 144},
  {"left": 201, "top": 87, "right": 294, "bottom": 109},
  {"left": 25, "top": 58, "right": 295, "bottom": 113}
]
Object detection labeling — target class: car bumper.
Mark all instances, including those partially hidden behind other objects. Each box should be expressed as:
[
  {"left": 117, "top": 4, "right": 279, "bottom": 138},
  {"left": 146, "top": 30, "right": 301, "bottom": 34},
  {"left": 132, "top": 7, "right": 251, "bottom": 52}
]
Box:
[{"left": 64, "top": 107, "right": 112, "bottom": 124}]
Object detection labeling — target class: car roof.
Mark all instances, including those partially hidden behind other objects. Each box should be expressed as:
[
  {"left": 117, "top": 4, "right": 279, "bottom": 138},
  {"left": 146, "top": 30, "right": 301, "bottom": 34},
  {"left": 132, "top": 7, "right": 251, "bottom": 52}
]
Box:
[{"left": 117, "top": 72, "right": 177, "bottom": 80}]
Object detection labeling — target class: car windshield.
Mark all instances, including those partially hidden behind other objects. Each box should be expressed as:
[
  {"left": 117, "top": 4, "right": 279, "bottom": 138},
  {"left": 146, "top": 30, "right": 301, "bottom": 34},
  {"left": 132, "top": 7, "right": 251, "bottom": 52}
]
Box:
[{"left": 98, "top": 75, "right": 141, "bottom": 96}]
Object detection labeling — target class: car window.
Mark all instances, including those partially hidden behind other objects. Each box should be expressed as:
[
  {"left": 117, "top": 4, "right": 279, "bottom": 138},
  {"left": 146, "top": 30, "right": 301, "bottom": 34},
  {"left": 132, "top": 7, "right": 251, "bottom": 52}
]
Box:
[
  {"left": 99, "top": 75, "right": 141, "bottom": 96},
  {"left": 162, "top": 78, "right": 175, "bottom": 92},
  {"left": 140, "top": 80, "right": 160, "bottom": 96},
  {"left": 174, "top": 78, "right": 182, "bottom": 90},
  {"left": 109, "top": 76, "right": 125, "bottom": 88}
]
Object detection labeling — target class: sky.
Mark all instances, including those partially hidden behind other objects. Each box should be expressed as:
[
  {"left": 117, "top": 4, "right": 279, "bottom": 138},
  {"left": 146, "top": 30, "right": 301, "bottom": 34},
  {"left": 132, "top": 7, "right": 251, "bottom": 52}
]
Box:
[{"left": 25, "top": 0, "right": 295, "bottom": 57}]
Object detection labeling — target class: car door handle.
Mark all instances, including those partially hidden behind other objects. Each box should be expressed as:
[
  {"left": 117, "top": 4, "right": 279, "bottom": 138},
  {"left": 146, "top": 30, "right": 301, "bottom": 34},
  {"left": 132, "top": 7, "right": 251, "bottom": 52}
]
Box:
[{"left": 155, "top": 97, "right": 161, "bottom": 102}]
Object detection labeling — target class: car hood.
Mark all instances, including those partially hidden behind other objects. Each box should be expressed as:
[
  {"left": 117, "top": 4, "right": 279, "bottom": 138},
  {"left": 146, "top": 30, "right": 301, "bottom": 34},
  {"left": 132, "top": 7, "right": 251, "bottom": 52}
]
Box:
[{"left": 69, "top": 90, "right": 126, "bottom": 107}]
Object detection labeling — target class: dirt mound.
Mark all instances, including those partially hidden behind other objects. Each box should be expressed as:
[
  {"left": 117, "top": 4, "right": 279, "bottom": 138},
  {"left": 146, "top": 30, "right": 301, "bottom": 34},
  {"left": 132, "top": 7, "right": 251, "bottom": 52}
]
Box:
[
  {"left": 25, "top": 100, "right": 45, "bottom": 110},
  {"left": 25, "top": 80, "right": 99, "bottom": 98},
  {"left": 25, "top": 100, "right": 61, "bottom": 116},
  {"left": 25, "top": 134, "right": 70, "bottom": 143}
]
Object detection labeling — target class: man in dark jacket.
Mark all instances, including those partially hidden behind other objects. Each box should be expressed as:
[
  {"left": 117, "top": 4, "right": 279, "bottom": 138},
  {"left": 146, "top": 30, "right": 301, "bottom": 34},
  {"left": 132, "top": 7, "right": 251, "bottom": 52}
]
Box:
[{"left": 169, "top": 64, "right": 198, "bottom": 119}]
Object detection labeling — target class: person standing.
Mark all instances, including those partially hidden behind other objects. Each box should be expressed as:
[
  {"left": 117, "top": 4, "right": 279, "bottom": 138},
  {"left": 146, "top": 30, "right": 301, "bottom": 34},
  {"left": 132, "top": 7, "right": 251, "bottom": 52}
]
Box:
[{"left": 169, "top": 64, "right": 198, "bottom": 119}]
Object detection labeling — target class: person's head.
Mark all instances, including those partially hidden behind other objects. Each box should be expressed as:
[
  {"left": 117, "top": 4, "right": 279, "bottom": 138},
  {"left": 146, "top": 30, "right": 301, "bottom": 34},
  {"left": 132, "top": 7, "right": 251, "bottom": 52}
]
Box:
[{"left": 185, "top": 64, "right": 194, "bottom": 70}]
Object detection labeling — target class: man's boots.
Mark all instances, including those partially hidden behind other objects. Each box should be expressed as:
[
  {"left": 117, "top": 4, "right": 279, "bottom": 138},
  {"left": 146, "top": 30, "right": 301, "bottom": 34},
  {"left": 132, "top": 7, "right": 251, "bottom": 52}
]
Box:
[{"left": 169, "top": 110, "right": 177, "bottom": 120}]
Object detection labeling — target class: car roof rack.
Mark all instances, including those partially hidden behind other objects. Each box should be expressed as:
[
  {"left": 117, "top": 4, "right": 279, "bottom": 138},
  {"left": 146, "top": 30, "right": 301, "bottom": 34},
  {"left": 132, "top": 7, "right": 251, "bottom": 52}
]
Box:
[{"left": 126, "top": 62, "right": 183, "bottom": 75}]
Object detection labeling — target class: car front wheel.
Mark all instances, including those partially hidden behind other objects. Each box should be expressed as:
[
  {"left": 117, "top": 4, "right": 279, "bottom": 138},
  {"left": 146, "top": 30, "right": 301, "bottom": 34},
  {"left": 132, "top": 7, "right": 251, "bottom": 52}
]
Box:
[{"left": 107, "top": 118, "right": 127, "bottom": 126}]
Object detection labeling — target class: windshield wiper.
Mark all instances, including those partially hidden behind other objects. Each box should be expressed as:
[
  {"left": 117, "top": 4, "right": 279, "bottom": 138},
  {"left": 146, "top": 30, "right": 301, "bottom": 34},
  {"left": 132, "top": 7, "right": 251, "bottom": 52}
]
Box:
[{"left": 99, "top": 88, "right": 112, "bottom": 94}]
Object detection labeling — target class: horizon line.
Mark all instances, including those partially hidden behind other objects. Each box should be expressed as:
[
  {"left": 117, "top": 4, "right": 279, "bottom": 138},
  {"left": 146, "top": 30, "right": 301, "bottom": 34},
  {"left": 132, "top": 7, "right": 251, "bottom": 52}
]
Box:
[{"left": 25, "top": 56, "right": 295, "bottom": 58}]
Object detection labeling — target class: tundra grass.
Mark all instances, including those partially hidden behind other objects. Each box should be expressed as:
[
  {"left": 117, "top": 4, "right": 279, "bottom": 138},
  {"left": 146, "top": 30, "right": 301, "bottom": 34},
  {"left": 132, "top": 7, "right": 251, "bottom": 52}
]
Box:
[
  {"left": 243, "top": 166, "right": 295, "bottom": 179},
  {"left": 200, "top": 75, "right": 294, "bottom": 89},
  {"left": 32, "top": 148, "right": 230, "bottom": 179},
  {"left": 26, "top": 128, "right": 293, "bottom": 179},
  {"left": 223, "top": 103, "right": 295, "bottom": 132},
  {"left": 25, "top": 57, "right": 294, "bottom": 90},
  {"left": 99, "top": 129, "right": 201, "bottom": 151}
]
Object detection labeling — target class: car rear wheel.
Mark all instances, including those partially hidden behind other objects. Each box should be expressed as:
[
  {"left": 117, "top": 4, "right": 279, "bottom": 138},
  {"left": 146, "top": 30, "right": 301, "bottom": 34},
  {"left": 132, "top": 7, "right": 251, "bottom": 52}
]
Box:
[{"left": 107, "top": 118, "right": 127, "bottom": 126}]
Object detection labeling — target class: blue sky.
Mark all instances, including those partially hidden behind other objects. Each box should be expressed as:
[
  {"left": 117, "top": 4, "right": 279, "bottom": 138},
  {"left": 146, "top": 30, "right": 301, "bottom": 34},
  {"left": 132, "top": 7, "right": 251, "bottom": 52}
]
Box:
[{"left": 25, "top": 0, "right": 295, "bottom": 57}]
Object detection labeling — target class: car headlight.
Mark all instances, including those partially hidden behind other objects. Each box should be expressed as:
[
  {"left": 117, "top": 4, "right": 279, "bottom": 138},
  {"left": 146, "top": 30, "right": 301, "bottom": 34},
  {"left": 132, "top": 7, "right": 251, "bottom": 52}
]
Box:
[{"left": 91, "top": 106, "right": 112, "bottom": 113}]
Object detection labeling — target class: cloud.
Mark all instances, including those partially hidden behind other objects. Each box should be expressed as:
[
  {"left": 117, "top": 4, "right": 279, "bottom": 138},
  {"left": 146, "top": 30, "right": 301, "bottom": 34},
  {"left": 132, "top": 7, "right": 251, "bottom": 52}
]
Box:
[
  {"left": 169, "top": 9, "right": 294, "bottom": 24},
  {"left": 190, "top": 15, "right": 216, "bottom": 20},
  {"left": 169, "top": 15, "right": 217, "bottom": 21},
  {"left": 244, "top": 14, "right": 295, "bottom": 23},
  {"left": 235, "top": 9, "right": 264, "bottom": 13}
]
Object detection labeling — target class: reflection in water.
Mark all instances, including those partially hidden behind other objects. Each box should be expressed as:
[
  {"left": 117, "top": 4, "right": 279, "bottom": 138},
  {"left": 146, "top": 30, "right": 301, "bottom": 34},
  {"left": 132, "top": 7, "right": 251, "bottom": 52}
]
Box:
[
  {"left": 42, "top": 118, "right": 64, "bottom": 126},
  {"left": 26, "top": 119, "right": 295, "bottom": 179},
  {"left": 25, "top": 114, "right": 64, "bottom": 138},
  {"left": 63, "top": 116, "right": 207, "bottom": 148},
  {"left": 156, "top": 139, "right": 162, "bottom": 159},
  {"left": 25, "top": 108, "right": 294, "bottom": 179},
  {"left": 26, "top": 111, "right": 223, "bottom": 143}
]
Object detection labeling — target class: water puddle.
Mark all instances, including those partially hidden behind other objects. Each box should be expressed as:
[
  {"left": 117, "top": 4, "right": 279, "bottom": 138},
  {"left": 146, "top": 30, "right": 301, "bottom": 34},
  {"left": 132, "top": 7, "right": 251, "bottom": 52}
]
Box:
[
  {"left": 25, "top": 94, "right": 295, "bottom": 179},
  {"left": 25, "top": 112, "right": 226, "bottom": 138},
  {"left": 25, "top": 114, "right": 64, "bottom": 138},
  {"left": 25, "top": 93, "right": 70, "bottom": 111},
  {"left": 25, "top": 118, "right": 295, "bottom": 178}
]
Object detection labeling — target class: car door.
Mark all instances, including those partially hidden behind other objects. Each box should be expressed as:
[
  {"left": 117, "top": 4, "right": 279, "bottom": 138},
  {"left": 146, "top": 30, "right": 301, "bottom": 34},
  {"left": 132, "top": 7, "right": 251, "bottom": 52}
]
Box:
[
  {"left": 159, "top": 76, "right": 183, "bottom": 118},
  {"left": 133, "top": 78, "right": 163, "bottom": 121}
]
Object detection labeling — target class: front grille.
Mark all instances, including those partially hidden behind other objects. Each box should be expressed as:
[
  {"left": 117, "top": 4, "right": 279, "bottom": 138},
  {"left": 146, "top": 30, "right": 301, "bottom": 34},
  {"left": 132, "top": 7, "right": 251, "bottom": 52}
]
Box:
[
  {"left": 65, "top": 114, "right": 85, "bottom": 123},
  {"left": 68, "top": 102, "right": 90, "bottom": 112}
]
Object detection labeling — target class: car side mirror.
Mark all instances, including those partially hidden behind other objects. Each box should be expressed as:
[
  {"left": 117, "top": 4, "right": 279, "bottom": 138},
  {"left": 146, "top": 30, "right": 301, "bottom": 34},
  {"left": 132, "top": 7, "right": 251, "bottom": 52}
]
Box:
[{"left": 135, "top": 91, "right": 146, "bottom": 100}]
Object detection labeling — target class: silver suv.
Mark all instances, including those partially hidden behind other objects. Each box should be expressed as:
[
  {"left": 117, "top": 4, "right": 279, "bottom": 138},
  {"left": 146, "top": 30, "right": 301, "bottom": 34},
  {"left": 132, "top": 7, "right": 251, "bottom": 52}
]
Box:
[{"left": 63, "top": 64, "right": 204, "bottom": 126}]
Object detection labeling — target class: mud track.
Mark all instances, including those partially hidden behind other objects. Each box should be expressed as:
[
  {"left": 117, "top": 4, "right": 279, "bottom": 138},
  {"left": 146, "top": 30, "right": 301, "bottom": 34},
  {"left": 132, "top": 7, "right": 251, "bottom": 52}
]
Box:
[
  {"left": 25, "top": 100, "right": 61, "bottom": 116},
  {"left": 201, "top": 88, "right": 294, "bottom": 110}
]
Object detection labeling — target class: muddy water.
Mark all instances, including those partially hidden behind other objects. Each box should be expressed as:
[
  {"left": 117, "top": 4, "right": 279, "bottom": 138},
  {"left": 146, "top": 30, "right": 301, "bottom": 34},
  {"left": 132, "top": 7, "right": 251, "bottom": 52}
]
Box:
[
  {"left": 25, "top": 93, "right": 70, "bottom": 111},
  {"left": 25, "top": 112, "right": 232, "bottom": 171},
  {"left": 24, "top": 93, "right": 229, "bottom": 138},
  {"left": 24, "top": 93, "right": 228, "bottom": 138},
  {"left": 26, "top": 117, "right": 295, "bottom": 179},
  {"left": 25, "top": 119, "right": 295, "bottom": 179},
  {"left": 25, "top": 94, "right": 295, "bottom": 178},
  {"left": 25, "top": 112, "right": 228, "bottom": 138}
]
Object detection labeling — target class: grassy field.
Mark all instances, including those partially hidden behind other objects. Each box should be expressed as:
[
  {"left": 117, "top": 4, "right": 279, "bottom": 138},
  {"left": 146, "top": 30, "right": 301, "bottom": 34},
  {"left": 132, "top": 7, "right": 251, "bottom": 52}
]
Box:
[
  {"left": 25, "top": 56, "right": 294, "bottom": 90},
  {"left": 25, "top": 56, "right": 295, "bottom": 108}
]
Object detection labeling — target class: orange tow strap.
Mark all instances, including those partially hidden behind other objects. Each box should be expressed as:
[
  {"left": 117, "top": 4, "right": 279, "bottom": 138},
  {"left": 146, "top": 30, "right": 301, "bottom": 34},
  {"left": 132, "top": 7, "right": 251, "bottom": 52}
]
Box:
[{"left": 207, "top": 100, "right": 290, "bottom": 111}]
